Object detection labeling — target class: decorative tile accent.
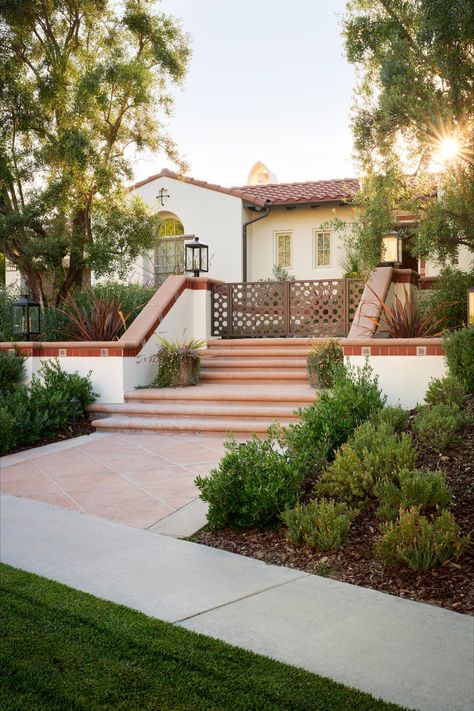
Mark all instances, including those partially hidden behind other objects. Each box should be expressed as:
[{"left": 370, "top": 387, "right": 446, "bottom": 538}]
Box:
[
  {"left": 59, "top": 348, "right": 67, "bottom": 357},
  {"left": 416, "top": 346, "right": 427, "bottom": 356},
  {"left": 100, "top": 348, "right": 108, "bottom": 357},
  {"left": 361, "top": 346, "right": 371, "bottom": 356}
]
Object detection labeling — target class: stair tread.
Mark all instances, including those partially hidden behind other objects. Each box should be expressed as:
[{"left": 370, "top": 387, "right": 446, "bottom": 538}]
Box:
[
  {"left": 125, "top": 384, "right": 315, "bottom": 403},
  {"left": 89, "top": 402, "right": 301, "bottom": 417},
  {"left": 91, "top": 415, "right": 295, "bottom": 434}
]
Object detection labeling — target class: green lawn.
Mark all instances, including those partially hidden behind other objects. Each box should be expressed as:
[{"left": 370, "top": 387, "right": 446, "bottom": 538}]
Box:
[{"left": 0, "top": 564, "right": 408, "bottom": 711}]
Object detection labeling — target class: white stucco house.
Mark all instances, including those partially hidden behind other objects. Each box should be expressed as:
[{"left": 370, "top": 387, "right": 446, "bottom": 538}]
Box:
[
  {"left": 127, "top": 164, "right": 364, "bottom": 286},
  {"left": 4, "top": 161, "right": 472, "bottom": 290},
  {"left": 126, "top": 162, "right": 472, "bottom": 287}
]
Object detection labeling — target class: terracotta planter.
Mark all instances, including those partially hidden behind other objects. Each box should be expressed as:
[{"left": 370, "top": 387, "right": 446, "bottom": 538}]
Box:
[{"left": 169, "top": 356, "right": 200, "bottom": 387}]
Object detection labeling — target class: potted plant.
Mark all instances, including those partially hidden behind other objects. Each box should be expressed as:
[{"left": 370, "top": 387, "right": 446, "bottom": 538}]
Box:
[
  {"left": 307, "top": 339, "right": 343, "bottom": 388},
  {"left": 152, "top": 336, "right": 205, "bottom": 388}
]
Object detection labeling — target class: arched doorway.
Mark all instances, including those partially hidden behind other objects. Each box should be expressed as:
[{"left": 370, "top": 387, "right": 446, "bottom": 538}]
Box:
[{"left": 154, "top": 213, "right": 187, "bottom": 286}]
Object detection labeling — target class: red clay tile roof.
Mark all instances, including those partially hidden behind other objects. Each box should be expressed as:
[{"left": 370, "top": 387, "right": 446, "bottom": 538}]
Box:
[
  {"left": 129, "top": 168, "right": 267, "bottom": 207},
  {"left": 234, "top": 178, "right": 360, "bottom": 206},
  {"left": 129, "top": 169, "right": 360, "bottom": 207}
]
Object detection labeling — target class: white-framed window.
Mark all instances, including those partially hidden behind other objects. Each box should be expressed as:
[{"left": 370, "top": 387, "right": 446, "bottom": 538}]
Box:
[
  {"left": 314, "top": 230, "right": 331, "bottom": 267},
  {"left": 275, "top": 231, "right": 292, "bottom": 269}
]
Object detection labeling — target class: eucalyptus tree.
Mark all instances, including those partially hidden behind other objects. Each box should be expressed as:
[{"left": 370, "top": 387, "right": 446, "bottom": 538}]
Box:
[
  {"left": 343, "top": 0, "right": 474, "bottom": 269},
  {"left": 0, "top": 0, "right": 190, "bottom": 303}
]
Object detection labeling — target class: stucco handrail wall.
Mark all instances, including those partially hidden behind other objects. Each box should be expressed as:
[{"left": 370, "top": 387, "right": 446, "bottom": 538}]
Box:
[
  {"left": 347, "top": 266, "right": 393, "bottom": 340},
  {"left": 0, "top": 276, "right": 223, "bottom": 358}
]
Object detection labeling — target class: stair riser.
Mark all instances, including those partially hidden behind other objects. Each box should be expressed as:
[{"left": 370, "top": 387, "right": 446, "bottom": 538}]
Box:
[
  {"left": 200, "top": 359, "right": 308, "bottom": 368},
  {"left": 207, "top": 338, "right": 314, "bottom": 346},
  {"left": 200, "top": 373, "right": 308, "bottom": 382},
  {"left": 202, "top": 349, "right": 310, "bottom": 357}
]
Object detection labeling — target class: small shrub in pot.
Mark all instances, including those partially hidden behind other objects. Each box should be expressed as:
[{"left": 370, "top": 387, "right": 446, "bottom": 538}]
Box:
[
  {"left": 152, "top": 337, "right": 205, "bottom": 388},
  {"left": 306, "top": 339, "right": 343, "bottom": 388}
]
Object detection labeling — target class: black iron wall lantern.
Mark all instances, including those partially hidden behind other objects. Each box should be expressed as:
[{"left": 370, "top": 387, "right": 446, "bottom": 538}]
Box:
[
  {"left": 185, "top": 236, "right": 209, "bottom": 277},
  {"left": 12, "top": 294, "right": 41, "bottom": 341},
  {"left": 380, "top": 231, "right": 403, "bottom": 267}
]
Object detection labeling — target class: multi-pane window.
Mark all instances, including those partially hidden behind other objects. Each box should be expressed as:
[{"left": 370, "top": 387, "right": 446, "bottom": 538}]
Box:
[
  {"left": 314, "top": 231, "right": 331, "bottom": 267},
  {"left": 275, "top": 232, "right": 292, "bottom": 268}
]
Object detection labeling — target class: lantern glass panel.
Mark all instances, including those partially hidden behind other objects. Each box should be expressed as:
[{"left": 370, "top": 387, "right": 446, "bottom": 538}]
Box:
[
  {"left": 12, "top": 305, "right": 26, "bottom": 336},
  {"left": 29, "top": 305, "right": 40, "bottom": 334},
  {"left": 381, "top": 232, "right": 402, "bottom": 264},
  {"left": 468, "top": 289, "right": 474, "bottom": 326},
  {"left": 200, "top": 247, "right": 208, "bottom": 272},
  {"left": 185, "top": 243, "right": 194, "bottom": 272}
]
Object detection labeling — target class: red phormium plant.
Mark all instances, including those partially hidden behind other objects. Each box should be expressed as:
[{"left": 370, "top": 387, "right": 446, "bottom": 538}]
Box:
[
  {"left": 59, "top": 295, "right": 129, "bottom": 341},
  {"left": 366, "top": 285, "right": 447, "bottom": 338}
]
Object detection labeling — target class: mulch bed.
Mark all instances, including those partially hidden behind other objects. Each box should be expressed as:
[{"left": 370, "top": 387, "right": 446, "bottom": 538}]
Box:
[{"left": 195, "top": 396, "right": 474, "bottom": 616}]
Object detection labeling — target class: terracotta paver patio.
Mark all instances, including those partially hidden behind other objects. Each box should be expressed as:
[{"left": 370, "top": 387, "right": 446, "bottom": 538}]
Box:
[{"left": 0, "top": 432, "right": 232, "bottom": 530}]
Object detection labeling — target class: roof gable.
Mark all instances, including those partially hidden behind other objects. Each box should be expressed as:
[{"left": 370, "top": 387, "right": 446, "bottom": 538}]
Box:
[
  {"left": 129, "top": 168, "right": 267, "bottom": 207},
  {"left": 129, "top": 168, "right": 360, "bottom": 207}
]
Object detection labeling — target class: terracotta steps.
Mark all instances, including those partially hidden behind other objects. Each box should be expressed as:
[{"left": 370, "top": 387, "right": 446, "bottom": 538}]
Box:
[
  {"left": 124, "top": 384, "right": 314, "bottom": 404},
  {"left": 90, "top": 338, "right": 315, "bottom": 435},
  {"left": 89, "top": 401, "right": 301, "bottom": 420},
  {"left": 89, "top": 415, "right": 297, "bottom": 435}
]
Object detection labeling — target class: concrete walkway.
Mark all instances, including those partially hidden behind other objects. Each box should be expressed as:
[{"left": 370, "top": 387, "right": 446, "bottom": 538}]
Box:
[{"left": 2, "top": 494, "right": 473, "bottom": 711}]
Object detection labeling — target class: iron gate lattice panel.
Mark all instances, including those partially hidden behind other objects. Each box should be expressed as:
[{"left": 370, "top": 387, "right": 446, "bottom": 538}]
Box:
[
  {"left": 289, "top": 280, "right": 345, "bottom": 337},
  {"left": 231, "top": 282, "right": 287, "bottom": 337},
  {"left": 211, "top": 278, "right": 364, "bottom": 338}
]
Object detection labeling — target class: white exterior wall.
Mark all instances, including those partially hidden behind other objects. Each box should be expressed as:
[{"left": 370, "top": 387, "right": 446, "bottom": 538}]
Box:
[
  {"left": 13, "top": 287, "right": 212, "bottom": 404},
  {"left": 247, "top": 205, "right": 359, "bottom": 281},
  {"left": 131, "top": 176, "right": 244, "bottom": 283},
  {"left": 423, "top": 246, "right": 473, "bottom": 277},
  {"left": 348, "top": 355, "right": 447, "bottom": 409}
]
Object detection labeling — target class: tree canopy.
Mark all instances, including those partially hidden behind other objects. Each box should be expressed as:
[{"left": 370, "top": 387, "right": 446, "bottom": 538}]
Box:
[
  {"left": 343, "top": 0, "right": 474, "bottom": 270},
  {"left": 0, "top": 0, "right": 190, "bottom": 303}
]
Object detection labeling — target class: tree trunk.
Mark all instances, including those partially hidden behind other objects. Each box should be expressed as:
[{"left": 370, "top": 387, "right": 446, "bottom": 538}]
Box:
[
  {"left": 23, "top": 266, "right": 47, "bottom": 308},
  {"left": 55, "top": 207, "right": 90, "bottom": 304}
]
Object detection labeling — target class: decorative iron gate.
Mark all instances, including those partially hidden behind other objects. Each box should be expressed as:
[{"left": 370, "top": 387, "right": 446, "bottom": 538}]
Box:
[{"left": 211, "top": 278, "right": 364, "bottom": 338}]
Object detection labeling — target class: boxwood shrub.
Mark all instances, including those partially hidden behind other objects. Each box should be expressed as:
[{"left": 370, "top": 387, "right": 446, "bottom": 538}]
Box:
[
  {"left": 283, "top": 362, "right": 386, "bottom": 477},
  {"left": 195, "top": 436, "right": 302, "bottom": 531},
  {"left": 0, "top": 360, "right": 97, "bottom": 455}
]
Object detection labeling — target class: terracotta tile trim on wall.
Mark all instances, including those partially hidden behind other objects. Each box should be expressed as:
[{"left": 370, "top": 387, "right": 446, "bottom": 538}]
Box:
[
  {"left": 341, "top": 337, "right": 444, "bottom": 356},
  {"left": 0, "top": 276, "right": 222, "bottom": 359}
]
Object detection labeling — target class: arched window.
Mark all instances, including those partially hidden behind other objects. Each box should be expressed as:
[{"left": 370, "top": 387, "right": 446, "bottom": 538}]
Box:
[
  {"left": 158, "top": 218, "right": 184, "bottom": 238},
  {"left": 154, "top": 214, "right": 186, "bottom": 285}
]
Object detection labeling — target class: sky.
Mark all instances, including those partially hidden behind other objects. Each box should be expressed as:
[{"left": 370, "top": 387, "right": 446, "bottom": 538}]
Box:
[{"left": 131, "top": 0, "right": 357, "bottom": 187}]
